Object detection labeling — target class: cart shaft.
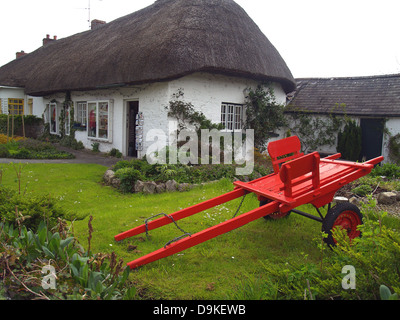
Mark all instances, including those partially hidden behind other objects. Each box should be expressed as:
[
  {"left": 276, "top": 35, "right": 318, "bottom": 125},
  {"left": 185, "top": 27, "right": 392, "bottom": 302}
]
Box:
[
  {"left": 115, "top": 187, "right": 247, "bottom": 242},
  {"left": 127, "top": 200, "right": 280, "bottom": 269}
]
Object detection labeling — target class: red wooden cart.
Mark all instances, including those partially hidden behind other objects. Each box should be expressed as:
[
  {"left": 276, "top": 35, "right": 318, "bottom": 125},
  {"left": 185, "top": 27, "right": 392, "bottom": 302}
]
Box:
[{"left": 115, "top": 136, "right": 383, "bottom": 269}]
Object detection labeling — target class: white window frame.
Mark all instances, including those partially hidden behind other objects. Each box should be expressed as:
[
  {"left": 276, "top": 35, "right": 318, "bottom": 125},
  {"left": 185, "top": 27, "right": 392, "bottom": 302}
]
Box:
[
  {"left": 65, "top": 105, "right": 71, "bottom": 136},
  {"left": 87, "top": 100, "right": 113, "bottom": 142},
  {"left": 76, "top": 101, "right": 87, "bottom": 127},
  {"left": 221, "top": 103, "right": 243, "bottom": 132},
  {"left": 49, "top": 102, "right": 58, "bottom": 135}
]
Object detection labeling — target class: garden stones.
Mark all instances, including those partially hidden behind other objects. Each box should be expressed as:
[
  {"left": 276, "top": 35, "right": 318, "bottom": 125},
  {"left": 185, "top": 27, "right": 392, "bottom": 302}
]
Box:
[
  {"left": 377, "top": 192, "right": 398, "bottom": 205},
  {"left": 104, "top": 170, "right": 192, "bottom": 194},
  {"left": 165, "top": 179, "right": 178, "bottom": 192}
]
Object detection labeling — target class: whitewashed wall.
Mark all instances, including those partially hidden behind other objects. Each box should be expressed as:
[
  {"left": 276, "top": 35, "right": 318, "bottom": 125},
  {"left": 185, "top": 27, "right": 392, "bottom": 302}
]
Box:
[
  {"left": 383, "top": 118, "right": 400, "bottom": 163},
  {"left": 41, "top": 72, "right": 287, "bottom": 157}
]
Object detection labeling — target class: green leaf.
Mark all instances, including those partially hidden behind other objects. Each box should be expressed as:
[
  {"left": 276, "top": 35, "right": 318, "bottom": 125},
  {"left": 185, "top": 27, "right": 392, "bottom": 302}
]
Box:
[
  {"left": 380, "top": 285, "right": 392, "bottom": 300},
  {"left": 41, "top": 245, "right": 55, "bottom": 259},
  {"left": 60, "top": 237, "right": 74, "bottom": 249}
]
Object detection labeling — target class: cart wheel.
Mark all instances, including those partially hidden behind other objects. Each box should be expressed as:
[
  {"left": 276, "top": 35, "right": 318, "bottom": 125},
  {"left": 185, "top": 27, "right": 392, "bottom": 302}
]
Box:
[
  {"left": 260, "top": 200, "right": 290, "bottom": 220},
  {"left": 322, "top": 203, "right": 363, "bottom": 246}
]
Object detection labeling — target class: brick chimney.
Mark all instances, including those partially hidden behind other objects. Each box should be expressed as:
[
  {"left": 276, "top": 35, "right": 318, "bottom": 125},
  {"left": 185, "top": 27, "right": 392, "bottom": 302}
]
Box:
[
  {"left": 43, "top": 34, "right": 57, "bottom": 46},
  {"left": 16, "top": 50, "right": 27, "bottom": 59},
  {"left": 91, "top": 19, "right": 106, "bottom": 30}
]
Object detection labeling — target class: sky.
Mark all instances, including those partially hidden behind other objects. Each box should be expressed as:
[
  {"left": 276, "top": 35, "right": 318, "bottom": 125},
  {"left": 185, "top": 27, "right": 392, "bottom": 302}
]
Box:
[{"left": 0, "top": 0, "right": 399, "bottom": 79}]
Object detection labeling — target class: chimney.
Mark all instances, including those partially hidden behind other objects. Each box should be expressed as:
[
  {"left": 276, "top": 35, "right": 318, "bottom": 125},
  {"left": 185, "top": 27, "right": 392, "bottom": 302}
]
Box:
[
  {"left": 91, "top": 19, "right": 106, "bottom": 30},
  {"left": 16, "top": 50, "right": 27, "bottom": 59},
  {"left": 43, "top": 34, "right": 57, "bottom": 46}
]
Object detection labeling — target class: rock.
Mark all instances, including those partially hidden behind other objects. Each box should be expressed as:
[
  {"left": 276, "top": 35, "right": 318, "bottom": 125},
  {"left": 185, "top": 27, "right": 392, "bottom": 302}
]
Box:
[
  {"left": 165, "top": 180, "right": 178, "bottom": 192},
  {"left": 349, "top": 197, "right": 360, "bottom": 205},
  {"left": 111, "top": 178, "right": 121, "bottom": 188},
  {"left": 178, "top": 183, "right": 191, "bottom": 192},
  {"left": 377, "top": 192, "right": 397, "bottom": 205},
  {"left": 103, "top": 170, "right": 115, "bottom": 184},
  {"left": 143, "top": 181, "right": 157, "bottom": 194},
  {"left": 334, "top": 196, "right": 349, "bottom": 204},
  {"left": 156, "top": 183, "right": 166, "bottom": 194},
  {"left": 134, "top": 180, "right": 145, "bottom": 193}
]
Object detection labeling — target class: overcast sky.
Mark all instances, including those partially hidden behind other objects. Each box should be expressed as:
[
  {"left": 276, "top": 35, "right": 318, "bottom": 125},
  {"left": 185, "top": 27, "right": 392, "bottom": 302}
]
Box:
[{"left": 1, "top": 0, "right": 399, "bottom": 79}]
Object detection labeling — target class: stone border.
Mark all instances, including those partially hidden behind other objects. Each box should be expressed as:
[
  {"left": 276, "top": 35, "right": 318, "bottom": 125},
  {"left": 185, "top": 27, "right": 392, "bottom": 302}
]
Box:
[{"left": 103, "top": 169, "right": 194, "bottom": 194}]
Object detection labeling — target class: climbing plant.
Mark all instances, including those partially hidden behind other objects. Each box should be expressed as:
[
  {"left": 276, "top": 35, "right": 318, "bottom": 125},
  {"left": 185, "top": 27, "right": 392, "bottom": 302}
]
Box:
[
  {"left": 244, "top": 84, "right": 287, "bottom": 152},
  {"left": 166, "top": 88, "right": 224, "bottom": 133}
]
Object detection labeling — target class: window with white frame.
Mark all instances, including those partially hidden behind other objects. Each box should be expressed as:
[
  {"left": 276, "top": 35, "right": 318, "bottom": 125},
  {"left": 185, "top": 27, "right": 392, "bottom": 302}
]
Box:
[
  {"left": 88, "top": 101, "right": 111, "bottom": 140},
  {"left": 49, "top": 103, "right": 58, "bottom": 134},
  {"left": 76, "top": 102, "right": 87, "bottom": 127},
  {"left": 221, "top": 103, "right": 243, "bottom": 131}
]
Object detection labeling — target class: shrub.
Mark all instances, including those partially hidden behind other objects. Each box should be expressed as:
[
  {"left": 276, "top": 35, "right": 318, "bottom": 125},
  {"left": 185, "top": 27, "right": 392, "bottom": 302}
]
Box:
[
  {"left": 351, "top": 184, "right": 373, "bottom": 196},
  {"left": 108, "top": 148, "right": 122, "bottom": 158},
  {"left": 0, "top": 186, "right": 67, "bottom": 231},
  {"left": 0, "top": 145, "right": 10, "bottom": 158},
  {"left": 371, "top": 163, "right": 400, "bottom": 179},
  {"left": 115, "top": 167, "right": 144, "bottom": 193},
  {"left": 337, "top": 119, "right": 362, "bottom": 161}
]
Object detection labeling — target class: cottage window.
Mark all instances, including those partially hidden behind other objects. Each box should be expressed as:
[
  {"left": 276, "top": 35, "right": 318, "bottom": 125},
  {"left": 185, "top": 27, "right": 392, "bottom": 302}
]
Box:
[
  {"left": 49, "top": 103, "right": 58, "bottom": 134},
  {"left": 76, "top": 102, "right": 87, "bottom": 127},
  {"left": 88, "top": 101, "right": 111, "bottom": 141},
  {"left": 221, "top": 103, "right": 243, "bottom": 131},
  {"left": 8, "top": 98, "right": 24, "bottom": 115}
]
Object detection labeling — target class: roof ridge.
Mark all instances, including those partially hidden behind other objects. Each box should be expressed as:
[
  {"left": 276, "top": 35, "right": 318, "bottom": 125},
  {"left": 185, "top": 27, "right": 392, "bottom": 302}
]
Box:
[{"left": 295, "top": 73, "right": 400, "bottom": 82}]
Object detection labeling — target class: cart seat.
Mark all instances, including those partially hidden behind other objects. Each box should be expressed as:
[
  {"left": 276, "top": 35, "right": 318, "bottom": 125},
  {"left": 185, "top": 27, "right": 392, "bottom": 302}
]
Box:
[{"left": 268, "top": 136, "right": 304, "bottom": 173}]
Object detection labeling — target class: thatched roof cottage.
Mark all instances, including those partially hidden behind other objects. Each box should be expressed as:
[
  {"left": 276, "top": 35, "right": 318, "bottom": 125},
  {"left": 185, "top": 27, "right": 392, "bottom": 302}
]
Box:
[{"left": 0, "top": 0, "right": 295, "bottom": 157}]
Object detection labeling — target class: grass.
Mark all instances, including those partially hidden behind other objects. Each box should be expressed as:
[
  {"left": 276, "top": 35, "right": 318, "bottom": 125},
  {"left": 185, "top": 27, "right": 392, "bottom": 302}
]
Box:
[{"left": 0, "top": 162, "right": 361, "bottom": 299}]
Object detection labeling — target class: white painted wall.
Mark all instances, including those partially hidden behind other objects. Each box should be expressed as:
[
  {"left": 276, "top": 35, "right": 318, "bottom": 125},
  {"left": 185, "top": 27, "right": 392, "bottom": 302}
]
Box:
[
  {"left": 39, "top": 72, "right": 288, "bottom": 157},
  {"left": 382, "top": 118, "right": 400, "bottom": 163}
]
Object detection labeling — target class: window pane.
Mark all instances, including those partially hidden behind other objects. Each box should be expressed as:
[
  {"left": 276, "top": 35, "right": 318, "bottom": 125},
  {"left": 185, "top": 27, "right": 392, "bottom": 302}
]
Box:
[
  {"left": 235, "top": 105, "right": 242, "bottom": 130},
  {"left": 50, "top": 104, "right": 57, "bottom": 134},
  {"left": 88, "top": 103, "right": 97, "bottom": 137},
  {"left": 98, "top": 102, "right": 108, "bottom": 139},
  {"left": 221, "top": 104, "right": 226, "bottom": 127}
]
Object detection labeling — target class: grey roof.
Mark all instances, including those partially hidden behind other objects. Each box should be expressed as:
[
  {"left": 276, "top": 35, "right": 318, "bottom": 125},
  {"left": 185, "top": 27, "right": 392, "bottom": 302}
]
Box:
[
  {"left": 287, "top": 74, "right": 400, "bottom": 117},
  {"left": 0, "top": 0, "right": 295, "bottom": 96}
]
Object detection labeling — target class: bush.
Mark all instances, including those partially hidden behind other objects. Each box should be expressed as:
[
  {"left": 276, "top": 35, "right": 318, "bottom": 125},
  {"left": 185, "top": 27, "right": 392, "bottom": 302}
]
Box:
[
  {"left": 0, "top": 186, "right": 67, "bottom": 232},
  {"left": 351, "top": 184, "right": 373, "bottom": 196},
  {"left": 337, "top": 119, "right": 362, "bottom": 161},
  {"left": 108, "top": 148, "right": 122, "bottom": 158},
  {"left": 115, "top": 167, "right": 144, "bottom": 193},
  {"left": 371, "top": 163, "right": 400, "bottom": 179},
  {"left": 0, "top": 145, "right": 10, "bottom": 158}
]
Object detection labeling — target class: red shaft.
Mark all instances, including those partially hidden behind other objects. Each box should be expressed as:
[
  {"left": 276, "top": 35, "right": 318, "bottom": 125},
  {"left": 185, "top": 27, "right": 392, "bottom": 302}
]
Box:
[
  {"left": 114, "top": 188, "right": 246, "bottom": 241},
  {"left": 127, "top": 200, "right": 280, "bottom": 269}
]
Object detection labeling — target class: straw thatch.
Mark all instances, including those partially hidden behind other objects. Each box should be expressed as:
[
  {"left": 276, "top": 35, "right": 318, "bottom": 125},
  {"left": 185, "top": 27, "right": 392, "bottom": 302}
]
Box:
[{"left": 0, "top": 0, "right": 295, "bottom": 96}]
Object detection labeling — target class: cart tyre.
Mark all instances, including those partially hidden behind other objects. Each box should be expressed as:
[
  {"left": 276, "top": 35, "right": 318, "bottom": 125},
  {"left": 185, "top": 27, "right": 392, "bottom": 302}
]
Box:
[
  {"left": 260, "top": 200, "right": 290, "bottom": 220},
  {"left": 322, "top": 203, "right": 363, "bottom": 246}
]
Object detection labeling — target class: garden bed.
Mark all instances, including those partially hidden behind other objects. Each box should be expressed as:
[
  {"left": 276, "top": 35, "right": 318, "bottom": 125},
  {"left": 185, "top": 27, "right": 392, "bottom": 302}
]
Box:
[
  {"left": 0, "top": 135, "right": 74, "bottom": 160},
  {"left": 103, "top": 158, "right": 272, "bottom": 194}
]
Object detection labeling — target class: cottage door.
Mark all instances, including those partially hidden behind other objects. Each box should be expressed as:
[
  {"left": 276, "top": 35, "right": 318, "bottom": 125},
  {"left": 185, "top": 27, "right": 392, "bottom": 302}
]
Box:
[
  {"left": 360, "top": 118, "right": 384, "bottom": 161},
  {"left": 127, "top": 101, "right": 139, "bottom": 157}
]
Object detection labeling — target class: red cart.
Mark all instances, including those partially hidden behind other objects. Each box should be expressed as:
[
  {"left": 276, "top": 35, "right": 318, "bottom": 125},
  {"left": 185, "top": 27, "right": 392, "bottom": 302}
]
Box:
[{"left": 115, "top": 136, "right": 383, "bottom": 269}]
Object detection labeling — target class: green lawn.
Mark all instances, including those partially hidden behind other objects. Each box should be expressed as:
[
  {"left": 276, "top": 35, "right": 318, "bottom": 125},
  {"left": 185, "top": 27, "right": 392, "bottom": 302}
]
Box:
[{"left": 0, "top": 162, "right": 337, "bottom": 299}]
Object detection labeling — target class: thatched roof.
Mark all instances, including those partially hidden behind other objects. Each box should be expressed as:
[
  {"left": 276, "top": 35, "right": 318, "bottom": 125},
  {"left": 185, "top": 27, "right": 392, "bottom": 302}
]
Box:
[
  {"left": 0, "top": 0, "right": 295, "bottom": 96},
  {"left": 286, "top": 74, "right": 400, "bottom": 116}
]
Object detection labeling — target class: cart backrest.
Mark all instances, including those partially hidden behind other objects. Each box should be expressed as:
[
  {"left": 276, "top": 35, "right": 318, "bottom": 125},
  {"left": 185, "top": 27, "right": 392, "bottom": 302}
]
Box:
[
  {"left": 279, "top": 151, "right": 320, "bottom": 198},
  {"left": 268, "top": 136, "right": 304, "bottom": 173}
]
